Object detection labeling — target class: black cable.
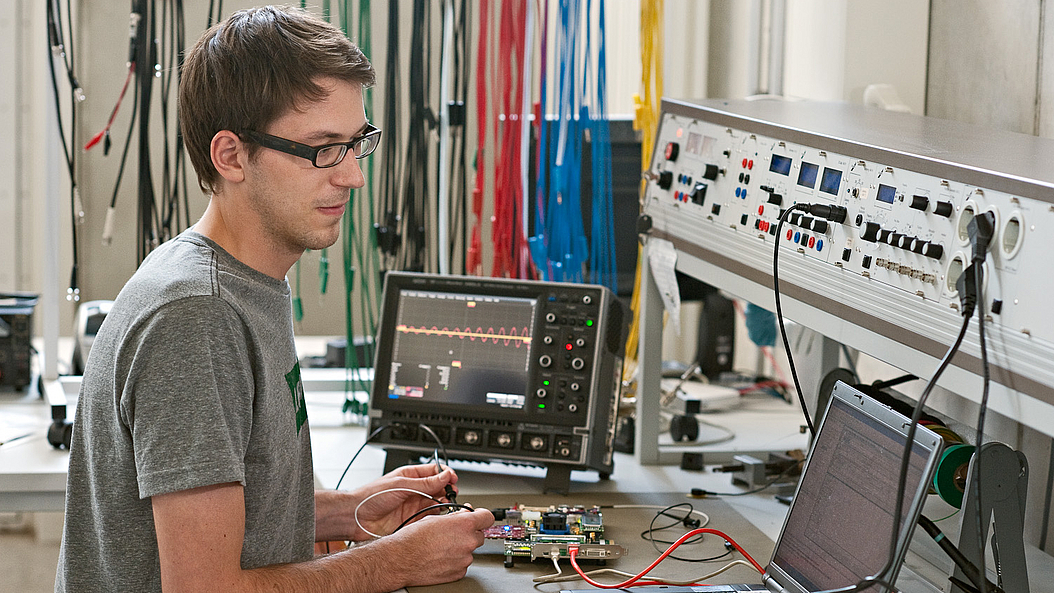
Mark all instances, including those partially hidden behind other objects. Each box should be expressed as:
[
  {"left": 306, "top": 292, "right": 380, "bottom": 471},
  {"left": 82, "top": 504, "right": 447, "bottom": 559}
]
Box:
[
  {"left": 335, "top": 424, "right": 390, "bottom": 491},
  {"left": 417, "top": 423, "right": 457, "bottom": 504},
  {"left": 962, "top": 211, "right": 995, "bottom": 593},
  {"left": 771, "top": 203, "right": 815, "bottom": 434},
  {"left": 375, "top": 0, "right": 403, "bottom": 270},
  {"left": 636, "top": 503, "right": 732, "bottom": 562},
  {"left": 918, "top": 514, "right": 1004, "bottom": 593},
  {"left": 392, "top": 502, "right": 474, "bottom": 533},
  {"left": 416, "top": 423, "right": 450, "bottom": 468},
  {"left": 45, "top": 0, "right": 82, "bottom": 300},
  {"left": 969, "top": 260, "right": 991, "bottom": 593}
]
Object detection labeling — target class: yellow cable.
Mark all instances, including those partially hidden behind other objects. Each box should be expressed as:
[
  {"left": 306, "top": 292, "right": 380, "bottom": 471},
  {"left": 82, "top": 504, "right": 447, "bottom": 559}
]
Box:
[{"left": 624, "top": 0, "right": 664, "bottom": 386}]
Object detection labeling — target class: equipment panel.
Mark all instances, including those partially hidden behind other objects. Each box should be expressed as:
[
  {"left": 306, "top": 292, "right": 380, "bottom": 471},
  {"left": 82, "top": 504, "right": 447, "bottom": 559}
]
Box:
[{"left": 640, "top": 98, "right": 1054, "bottom": 437}]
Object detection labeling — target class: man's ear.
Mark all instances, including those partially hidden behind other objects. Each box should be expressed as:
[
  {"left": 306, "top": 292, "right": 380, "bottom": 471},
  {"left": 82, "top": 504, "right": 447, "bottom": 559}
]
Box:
[{"left": 211, "top": 130, "right": 247, "bottom": 184}]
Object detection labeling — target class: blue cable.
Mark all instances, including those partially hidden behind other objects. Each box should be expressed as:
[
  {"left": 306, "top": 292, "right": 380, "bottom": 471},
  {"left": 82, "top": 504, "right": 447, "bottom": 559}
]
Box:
[{"left": 588, "top": 0, "right": 617, "bottom": 293}]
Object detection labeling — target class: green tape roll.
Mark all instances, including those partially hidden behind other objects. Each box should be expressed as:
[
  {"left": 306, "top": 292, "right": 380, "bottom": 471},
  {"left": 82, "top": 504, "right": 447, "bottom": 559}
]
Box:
[{"left": 933, "top": 443, "right": 975, "bottom": 509}]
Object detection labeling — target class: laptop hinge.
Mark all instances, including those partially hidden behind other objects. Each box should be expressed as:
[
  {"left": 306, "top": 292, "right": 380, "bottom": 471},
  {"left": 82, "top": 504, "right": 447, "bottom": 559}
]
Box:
[{"left": 762, "top": 574, "right": 789, "bottom": 593}]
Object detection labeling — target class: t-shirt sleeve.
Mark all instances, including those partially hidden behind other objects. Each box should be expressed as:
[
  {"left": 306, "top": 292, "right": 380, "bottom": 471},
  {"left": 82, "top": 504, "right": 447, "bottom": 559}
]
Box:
[{"left": 118, "top": 296, "right": 256, "bottom": 499}]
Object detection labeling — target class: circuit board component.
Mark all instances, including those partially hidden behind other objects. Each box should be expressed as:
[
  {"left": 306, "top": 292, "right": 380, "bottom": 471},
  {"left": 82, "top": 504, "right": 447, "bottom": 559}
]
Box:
[{"left": 483, "top": 504, "right": 627, "bottom": 568}]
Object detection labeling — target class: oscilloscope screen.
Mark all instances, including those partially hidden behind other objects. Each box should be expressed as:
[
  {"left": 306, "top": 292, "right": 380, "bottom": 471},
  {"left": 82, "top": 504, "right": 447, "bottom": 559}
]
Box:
[{"left": 385, "top": 289, "right": 538, "bottom": 411}]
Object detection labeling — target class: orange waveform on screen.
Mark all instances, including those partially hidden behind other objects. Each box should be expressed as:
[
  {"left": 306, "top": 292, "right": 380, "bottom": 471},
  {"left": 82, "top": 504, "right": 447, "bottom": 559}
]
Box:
[{"left": 395, "top": 324, "right": 532, "bottom": 347}]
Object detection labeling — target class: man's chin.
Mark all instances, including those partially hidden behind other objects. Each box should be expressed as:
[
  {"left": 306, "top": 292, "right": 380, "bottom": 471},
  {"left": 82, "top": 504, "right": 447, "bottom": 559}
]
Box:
[{"left": 303, "top": 228, "right": 342, "bottom": 251}]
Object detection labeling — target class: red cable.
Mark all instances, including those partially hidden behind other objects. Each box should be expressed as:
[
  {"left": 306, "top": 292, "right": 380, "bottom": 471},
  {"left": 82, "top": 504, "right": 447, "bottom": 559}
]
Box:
[
  {"left": 490, "top": 0, "right": 518, "bottom": 277},
  {"left": 568, "top": 528, "right": 765, "bottom": 589},
  {"left": 84, "top": 63, "right": 135, "bottom": 151},
  {"left": 467, "top": 0, "right": 490, "bottom": 276}
]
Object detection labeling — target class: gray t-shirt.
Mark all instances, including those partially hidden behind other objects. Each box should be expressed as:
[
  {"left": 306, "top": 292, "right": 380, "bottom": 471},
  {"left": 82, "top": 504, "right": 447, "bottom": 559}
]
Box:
[{"left": 56, "top": 231, "right": 315, "bottom": 592}]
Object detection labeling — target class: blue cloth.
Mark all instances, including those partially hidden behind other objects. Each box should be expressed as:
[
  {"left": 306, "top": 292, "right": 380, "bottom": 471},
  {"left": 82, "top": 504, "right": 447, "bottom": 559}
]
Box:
[{"left": 745, "top": 303, "right": 777, "bottom": 348}]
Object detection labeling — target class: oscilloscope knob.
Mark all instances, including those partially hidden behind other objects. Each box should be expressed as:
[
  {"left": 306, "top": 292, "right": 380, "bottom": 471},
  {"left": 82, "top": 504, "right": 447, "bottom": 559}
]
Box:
[
  {"left": 574, "top": 337, "right": 587, "bottom": 348},
  {"left": 570, "top": 382, "right": 581, "bottom": 392},
  {"left": 543, "top": 335, "right": 554, "bottom": 345},
  {"left": 536, "top": 388, "right": 548, "bottom": 399},
  {"left": 861, "top": 222, "right": 881, "bottom": 242},
  {"left": 922, "top": 242, "right": 944, "bottom": 260},
  {"left": 539, "top": 355, "right": 553, "bottom": 368},
  {"left": 545, "top": 312, "right": 557, "bottom": 323},
  {"left": 571, "top": 358, "right": 585, "bottom": 370},
  {"left": 582, "top": 295, "right": 592, "bottom": 305}
]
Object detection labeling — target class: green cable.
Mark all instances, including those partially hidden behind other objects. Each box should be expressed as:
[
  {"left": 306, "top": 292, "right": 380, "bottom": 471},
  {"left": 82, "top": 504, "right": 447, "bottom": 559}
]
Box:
[
  {"left": 338, "top": 0, "right": 382, "bottom": 418},
  {"left": 319, "top": 248, "right": 329, "bottom": 294},
  {"left": 293, "top": 260, "right": 304, "bottom": 322}
]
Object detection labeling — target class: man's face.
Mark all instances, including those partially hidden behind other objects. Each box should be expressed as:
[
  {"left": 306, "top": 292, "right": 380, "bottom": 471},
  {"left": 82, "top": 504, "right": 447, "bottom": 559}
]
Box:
[{"left": 242, "top": 77, "right": 368, "bottom": 254}]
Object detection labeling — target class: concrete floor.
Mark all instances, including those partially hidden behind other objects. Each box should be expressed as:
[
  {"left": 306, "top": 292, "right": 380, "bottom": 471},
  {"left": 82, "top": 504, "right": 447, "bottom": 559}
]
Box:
[{"left": 0, "top": 512, "right": 61, "bottom": 593}]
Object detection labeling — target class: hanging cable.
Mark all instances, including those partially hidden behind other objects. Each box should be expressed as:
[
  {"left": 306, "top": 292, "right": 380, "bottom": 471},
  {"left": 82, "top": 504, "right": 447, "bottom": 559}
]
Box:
[
  {"left": 395, "top": 0, "right": 436, "bottom": 272},
  {"left": 375, "top": 0, "right": 404, "bottom": 270},
  {"left": 490, "top": 0, "right": 530, "bottom": 278},
  {"left": 46, "top": 0, "right": 84, "bottom": 302},
  {"left": 339, "top": 0, "right": 382, "bottom": 421},
  {"left": 449, "top": 0, "right": 471, "bottom": 274},
  {"left": 466, "top": 0, "right": 490, "bottom": 275},
  {"left": 532, "top": 0, "right": 590, "bottom": 284},
  {"left": 621, "top": 0, "right": 665, "bottom": 385},
  {"left": 585, "top": 0, "right": 617, "bottom": 293}
]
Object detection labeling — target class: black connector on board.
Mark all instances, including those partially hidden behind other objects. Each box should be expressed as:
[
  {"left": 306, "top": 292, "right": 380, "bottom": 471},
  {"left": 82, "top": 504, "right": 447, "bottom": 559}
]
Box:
[{"left": 807, "top": 203, "right": 848, "bottom": 223}]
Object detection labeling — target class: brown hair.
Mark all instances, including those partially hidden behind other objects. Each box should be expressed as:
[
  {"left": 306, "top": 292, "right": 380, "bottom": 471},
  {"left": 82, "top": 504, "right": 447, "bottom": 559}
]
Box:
[{"left": 179, "top": 5, "right": 375, "bottom": 194}]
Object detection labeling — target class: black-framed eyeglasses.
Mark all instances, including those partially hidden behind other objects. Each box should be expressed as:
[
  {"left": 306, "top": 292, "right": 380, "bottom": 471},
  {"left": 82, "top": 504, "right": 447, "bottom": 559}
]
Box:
[{"left": 240, "top": 123, "right": 382, "bottom": 168}]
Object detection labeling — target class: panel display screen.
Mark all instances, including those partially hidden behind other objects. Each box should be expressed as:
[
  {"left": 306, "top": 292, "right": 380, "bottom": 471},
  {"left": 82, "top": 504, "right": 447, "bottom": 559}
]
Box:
[
  {"left": 819, "top": 168, "right": 843, "bottom": 195},
  {"left": 769, "top": 154, "right": 793, "bottom": 176},
  {"left": 876, "top": 184, "right": 897, "bottom": 204},
  {"left": 686, "top": 132, "right": 703, "bottom": 155},
  {"left": 384, "top": 289, "right": 537, "bottom": 411},
  {"left": 797, "top": 162, "right": 819, "bottom": 189}
]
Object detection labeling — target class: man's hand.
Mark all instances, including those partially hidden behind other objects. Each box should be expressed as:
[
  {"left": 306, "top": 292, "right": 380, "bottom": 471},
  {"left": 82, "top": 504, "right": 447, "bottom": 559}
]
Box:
[
  {"left": 342, "top": 463, "right": 462, "bottom": 540},
  {"left": 315, "top": 462, "right": 466, "bottom": 542},
  {"left": 367, "top": 505, "right": 495, "bottom": 587}
]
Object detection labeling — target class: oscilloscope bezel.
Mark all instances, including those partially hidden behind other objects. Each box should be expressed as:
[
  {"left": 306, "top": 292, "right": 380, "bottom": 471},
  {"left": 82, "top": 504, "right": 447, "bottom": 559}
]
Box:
[{"left": 368, "top": 271, "right": 616, "bottom": 424}]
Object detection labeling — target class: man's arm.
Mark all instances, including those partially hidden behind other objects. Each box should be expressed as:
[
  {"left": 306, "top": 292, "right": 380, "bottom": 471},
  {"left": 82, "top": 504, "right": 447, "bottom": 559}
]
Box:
[{"left": 153, "top": 481, "right": 491, "bottom": 593}]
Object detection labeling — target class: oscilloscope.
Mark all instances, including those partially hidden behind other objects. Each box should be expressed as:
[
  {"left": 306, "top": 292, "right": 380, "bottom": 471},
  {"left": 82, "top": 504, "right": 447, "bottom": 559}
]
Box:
[{"left": 368, "top": 272, "right": 626, "bottom": 493}]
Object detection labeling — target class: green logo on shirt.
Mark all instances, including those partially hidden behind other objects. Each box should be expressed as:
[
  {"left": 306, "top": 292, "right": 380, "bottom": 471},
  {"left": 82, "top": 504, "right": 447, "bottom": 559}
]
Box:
[{"left": 285, "top": 361, "right": 308, "bottom": 434}]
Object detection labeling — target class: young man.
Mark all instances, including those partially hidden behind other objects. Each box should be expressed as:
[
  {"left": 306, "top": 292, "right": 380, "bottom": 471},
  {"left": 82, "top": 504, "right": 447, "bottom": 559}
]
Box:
[{"left": 56, "top": 7, "right": 493, "bottom": 592}]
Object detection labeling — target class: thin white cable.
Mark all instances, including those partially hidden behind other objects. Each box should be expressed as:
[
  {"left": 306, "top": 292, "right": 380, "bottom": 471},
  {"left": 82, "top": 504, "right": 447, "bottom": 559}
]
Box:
[
  {"left": 354, "top": 487, "right": 440, "bottom": 539},
  {"left": 519, "top": 0, "right": 534, "bottom": 245},
  {"left": 533, "top": 559, "right": 757, "bottom": 585}
]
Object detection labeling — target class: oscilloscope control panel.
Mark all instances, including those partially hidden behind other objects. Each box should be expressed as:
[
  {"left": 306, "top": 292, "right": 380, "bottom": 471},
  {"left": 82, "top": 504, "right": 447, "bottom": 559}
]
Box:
[
  {"left": 640, "top": 98, "right": 1054, "bottom": 436},
  {"left": 368, "top": 272, "right": 626, "bottom": 491}
]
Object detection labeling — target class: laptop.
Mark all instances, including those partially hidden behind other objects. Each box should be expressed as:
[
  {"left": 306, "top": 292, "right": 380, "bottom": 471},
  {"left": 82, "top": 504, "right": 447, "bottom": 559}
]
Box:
[{"left": 562, "top": 380, "right": 944, "bottom": 593}]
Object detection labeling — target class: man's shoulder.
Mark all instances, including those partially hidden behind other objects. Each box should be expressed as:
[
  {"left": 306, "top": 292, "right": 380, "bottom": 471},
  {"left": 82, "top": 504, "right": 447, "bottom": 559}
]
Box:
[{"left": 126, "top": 233, "right": 219, "bottom": 298}]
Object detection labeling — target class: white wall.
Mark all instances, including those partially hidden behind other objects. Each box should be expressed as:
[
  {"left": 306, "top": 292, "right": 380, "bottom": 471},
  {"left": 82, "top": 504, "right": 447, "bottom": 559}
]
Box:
[{"left": 0, "top": 2, "right": 18, "bottom": 292}]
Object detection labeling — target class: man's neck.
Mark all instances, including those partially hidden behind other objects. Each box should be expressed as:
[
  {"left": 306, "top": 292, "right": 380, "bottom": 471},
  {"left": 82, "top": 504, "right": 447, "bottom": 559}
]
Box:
[{"left": 194, "top": 198, "right": 301, "bottom": 280}]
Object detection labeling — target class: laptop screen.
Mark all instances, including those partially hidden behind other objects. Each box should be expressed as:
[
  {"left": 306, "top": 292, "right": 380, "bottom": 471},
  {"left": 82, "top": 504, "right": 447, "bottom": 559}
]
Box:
[{"left": 768, "top": 382, "right": 943, "bottom": 592}]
